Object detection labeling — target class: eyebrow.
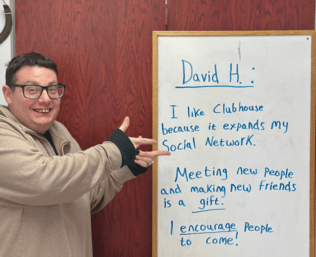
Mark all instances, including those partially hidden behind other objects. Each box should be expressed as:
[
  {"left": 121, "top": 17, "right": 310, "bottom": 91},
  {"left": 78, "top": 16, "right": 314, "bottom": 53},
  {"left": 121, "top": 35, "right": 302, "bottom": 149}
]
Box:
[{"left": 22, "top": 81, "right": 58, "bottom": 86}]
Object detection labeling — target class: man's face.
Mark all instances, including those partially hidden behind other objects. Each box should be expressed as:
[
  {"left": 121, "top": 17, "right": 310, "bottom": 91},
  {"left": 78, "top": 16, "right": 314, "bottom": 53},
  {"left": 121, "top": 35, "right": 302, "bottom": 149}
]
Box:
[{"left": 4, "top": 66, "right": 61, "bottom": 134}]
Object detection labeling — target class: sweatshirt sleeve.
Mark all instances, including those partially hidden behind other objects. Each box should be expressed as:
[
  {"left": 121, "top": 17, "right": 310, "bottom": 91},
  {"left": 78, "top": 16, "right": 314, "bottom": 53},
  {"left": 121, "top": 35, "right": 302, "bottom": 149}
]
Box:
[
  {"left": 0, "top": 122, "right": 137, "bottom": 206},
  {"left": 90, "top": 129, "right": 148, "bottom": 213},
  {"left": 90, "top": 165, "right": 135, "bottom": 214}
]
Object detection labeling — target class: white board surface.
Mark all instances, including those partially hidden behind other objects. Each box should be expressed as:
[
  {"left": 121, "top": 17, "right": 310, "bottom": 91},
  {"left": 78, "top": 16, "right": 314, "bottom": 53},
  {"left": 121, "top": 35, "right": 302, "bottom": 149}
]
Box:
[{"left": 153, "top": 32, "right": 315, "bottom": 257}]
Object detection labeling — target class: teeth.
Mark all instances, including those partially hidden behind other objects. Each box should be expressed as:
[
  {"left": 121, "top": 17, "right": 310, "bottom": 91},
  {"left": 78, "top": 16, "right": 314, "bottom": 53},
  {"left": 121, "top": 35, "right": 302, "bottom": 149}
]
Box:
[{"left": 35, "top": 109, "right": 50, "bottom": 113}]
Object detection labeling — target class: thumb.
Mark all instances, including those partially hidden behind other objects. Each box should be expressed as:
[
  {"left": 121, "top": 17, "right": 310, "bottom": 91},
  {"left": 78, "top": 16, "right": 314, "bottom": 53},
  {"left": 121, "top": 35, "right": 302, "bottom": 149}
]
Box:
[{"left": 119, "top": 116, "right": 130, "bottom": 133}]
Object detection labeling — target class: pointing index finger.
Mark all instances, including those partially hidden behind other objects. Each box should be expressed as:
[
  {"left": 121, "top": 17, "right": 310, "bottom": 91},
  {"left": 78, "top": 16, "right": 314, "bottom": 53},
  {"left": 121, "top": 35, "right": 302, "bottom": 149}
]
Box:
[{"left": 131, "top": 137, "right": 157, "bottom": 148}]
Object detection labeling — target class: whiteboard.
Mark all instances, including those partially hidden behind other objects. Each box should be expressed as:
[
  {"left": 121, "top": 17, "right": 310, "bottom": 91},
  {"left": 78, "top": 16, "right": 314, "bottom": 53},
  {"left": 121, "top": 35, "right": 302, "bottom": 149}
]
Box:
[
  {"left": 152, "top": 31, "right": 315, "bottom": 257},
  {"left": 0, "top": 0, "right": 14, "bottom": 106}
]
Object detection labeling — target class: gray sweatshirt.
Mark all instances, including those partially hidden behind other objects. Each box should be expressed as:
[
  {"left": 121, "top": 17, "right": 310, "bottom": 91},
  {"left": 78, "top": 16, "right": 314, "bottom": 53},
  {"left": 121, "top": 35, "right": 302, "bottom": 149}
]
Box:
[{"left": 0, "top": 105, "right": 136, "bottom": 256}]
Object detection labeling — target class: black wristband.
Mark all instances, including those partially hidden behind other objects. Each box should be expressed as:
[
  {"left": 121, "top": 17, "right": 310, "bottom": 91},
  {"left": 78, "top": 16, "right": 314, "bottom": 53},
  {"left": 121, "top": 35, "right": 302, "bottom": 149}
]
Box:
[
  {"left": 127, "top": 148, "right": 149, "bottom": 176},
  {"left": 107, "top": 129, "right": 149, "bottom": 176}
]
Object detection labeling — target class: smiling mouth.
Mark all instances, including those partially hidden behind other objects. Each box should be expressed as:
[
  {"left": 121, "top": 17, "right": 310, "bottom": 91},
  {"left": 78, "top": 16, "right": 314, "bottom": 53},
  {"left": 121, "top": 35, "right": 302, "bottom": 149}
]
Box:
[{"left": 34, "top": 109, "right": 51, "bottom": 113}]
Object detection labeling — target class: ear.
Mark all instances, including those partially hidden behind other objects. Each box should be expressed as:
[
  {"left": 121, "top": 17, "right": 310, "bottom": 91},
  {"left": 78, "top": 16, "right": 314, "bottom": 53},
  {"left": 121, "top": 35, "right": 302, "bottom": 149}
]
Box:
[{"left": 2, "top": 85, "right": 13, "bottom": 105}]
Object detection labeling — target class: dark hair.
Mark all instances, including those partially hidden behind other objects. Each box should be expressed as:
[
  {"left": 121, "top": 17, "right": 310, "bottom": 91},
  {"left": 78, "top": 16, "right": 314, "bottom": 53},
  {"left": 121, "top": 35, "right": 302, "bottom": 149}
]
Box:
[{"left": 5, "top": 52, "right": 58, "bottom": 86}]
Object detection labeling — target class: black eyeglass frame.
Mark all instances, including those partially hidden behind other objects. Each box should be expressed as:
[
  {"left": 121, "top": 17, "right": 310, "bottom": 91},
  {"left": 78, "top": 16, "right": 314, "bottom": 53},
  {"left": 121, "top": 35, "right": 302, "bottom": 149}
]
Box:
[{"left": 9, "top": 83, "right": 66, "bottom": 99}]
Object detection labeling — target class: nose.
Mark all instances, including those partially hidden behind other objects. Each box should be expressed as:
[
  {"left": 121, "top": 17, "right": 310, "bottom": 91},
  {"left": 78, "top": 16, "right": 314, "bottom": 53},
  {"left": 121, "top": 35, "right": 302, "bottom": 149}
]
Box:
[{"left": 38, "top": 88, "right": 51, "bottom": 103}]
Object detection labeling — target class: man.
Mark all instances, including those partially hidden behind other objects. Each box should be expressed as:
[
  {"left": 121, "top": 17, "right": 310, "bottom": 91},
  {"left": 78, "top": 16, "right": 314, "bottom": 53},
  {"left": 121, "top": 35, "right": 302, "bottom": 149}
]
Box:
[{"left": 0, "top": 52, "right": 169, "bottom": 256}]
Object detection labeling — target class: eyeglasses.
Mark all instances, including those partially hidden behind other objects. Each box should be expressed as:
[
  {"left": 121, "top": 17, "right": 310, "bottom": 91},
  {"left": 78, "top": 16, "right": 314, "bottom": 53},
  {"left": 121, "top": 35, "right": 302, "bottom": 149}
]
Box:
[{"left": 9, "top": 83, "right": 66, "bottom": 99}]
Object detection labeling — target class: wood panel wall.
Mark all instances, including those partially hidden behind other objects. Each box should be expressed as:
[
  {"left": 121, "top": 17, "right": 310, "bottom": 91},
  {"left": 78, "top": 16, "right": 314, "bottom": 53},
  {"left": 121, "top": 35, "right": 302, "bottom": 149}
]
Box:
[
  {"left": 167, "top": 0, "right": 315, "bottom": 30},
  {"left": 14, "top": 0, "right": 314, "bottom": 256}
]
